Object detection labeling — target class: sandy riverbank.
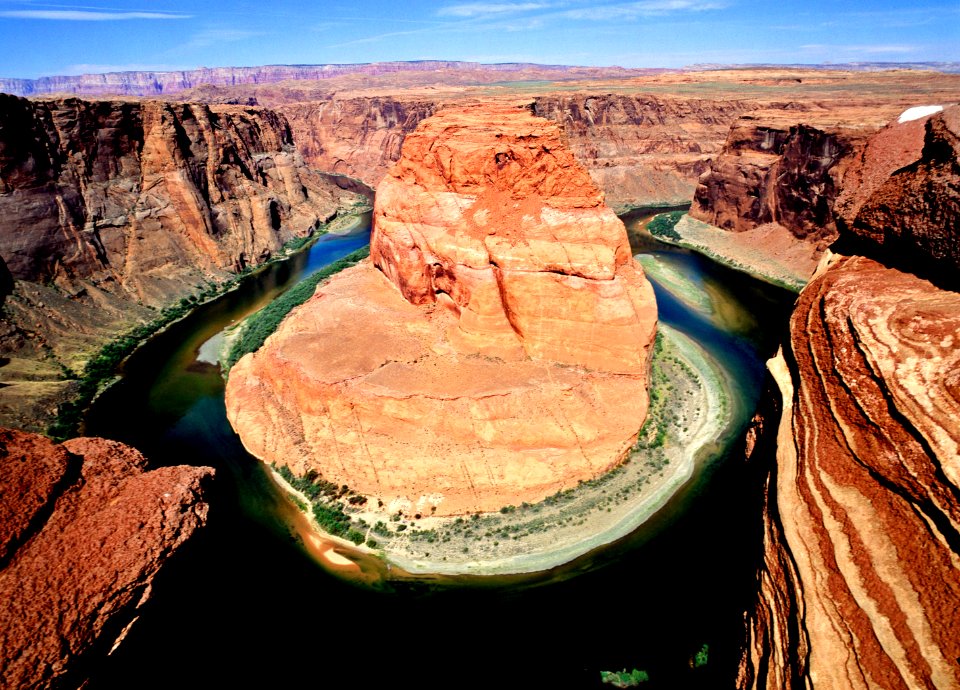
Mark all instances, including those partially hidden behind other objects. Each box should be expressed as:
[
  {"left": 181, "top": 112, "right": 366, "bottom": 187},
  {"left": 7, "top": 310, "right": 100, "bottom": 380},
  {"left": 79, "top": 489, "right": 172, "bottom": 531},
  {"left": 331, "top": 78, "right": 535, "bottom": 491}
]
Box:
[
  {"left": 269, "top": 323, "right": 734, "bottom": 577},
  {"left": 660, "top": 215, "right": 818, "bottom": 292},
  {"left": 637, "top": 254, "right": 713, "bottom": 317},
  {"left": 324, "top": 210, "right": 370, "bottom": 236}
]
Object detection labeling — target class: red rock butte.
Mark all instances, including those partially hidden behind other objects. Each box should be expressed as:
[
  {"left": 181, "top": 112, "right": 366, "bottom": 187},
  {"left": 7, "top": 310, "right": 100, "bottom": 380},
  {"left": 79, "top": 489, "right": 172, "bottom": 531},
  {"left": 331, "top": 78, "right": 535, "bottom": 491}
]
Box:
[{"left": 226, "top": 104, "right": 658, "bottom": 515}]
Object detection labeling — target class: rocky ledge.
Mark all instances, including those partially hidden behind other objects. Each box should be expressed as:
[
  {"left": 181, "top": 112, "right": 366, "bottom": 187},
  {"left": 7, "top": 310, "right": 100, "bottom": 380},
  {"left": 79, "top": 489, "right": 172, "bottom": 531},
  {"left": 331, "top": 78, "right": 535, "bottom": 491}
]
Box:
[
  {"left": 743, "top": 255, "right": 960, "bottom": 689},
  {"left": 0, "top": 428, "right": 213, "bottom": 689},
  {"left": 226, "top": 104, "right": 657, "bottom": 516}
]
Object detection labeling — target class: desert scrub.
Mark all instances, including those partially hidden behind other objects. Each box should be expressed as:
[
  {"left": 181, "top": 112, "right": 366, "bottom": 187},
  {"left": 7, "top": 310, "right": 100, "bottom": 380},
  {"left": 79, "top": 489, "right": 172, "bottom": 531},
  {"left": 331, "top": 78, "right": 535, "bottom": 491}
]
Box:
[
  {"left": 272, "top": 463, "right": 369, "bottom": 542},
  {"left": 223, "top": 245, "right": 370, "bottom": 373}
]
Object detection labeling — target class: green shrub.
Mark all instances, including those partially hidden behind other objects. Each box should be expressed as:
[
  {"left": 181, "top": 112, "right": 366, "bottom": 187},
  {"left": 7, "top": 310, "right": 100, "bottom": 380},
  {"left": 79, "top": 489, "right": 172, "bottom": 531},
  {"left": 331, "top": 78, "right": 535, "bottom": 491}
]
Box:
[
  {"left": 600, "top": 668, "right": 649, "bottom": 687},
  {"left": 647, "top": 211, "right": 684, "bottom": 241},
  {"left": 693, "top": 644, "right": 709, "bottom": 668}
]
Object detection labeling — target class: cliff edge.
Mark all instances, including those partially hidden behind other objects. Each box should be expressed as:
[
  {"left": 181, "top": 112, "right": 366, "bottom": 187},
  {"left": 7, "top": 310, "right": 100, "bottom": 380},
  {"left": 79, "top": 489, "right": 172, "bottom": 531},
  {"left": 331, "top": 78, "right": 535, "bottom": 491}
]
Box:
[
  {"left": 0, "top": 94, "right": 362, "bottom": 431},
  {"left": 740, "top": 106, "right": 960, "bottom": 690},
  {"left": 0, "top": 429, "right": 213, "bottom": 689}
]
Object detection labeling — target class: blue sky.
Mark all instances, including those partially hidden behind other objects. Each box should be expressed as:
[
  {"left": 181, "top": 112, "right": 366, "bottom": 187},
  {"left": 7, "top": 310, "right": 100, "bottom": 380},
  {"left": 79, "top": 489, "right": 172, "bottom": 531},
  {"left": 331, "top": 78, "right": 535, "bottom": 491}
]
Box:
[{"left": 1, "top": 0, "right": 957, "bottom": 78}]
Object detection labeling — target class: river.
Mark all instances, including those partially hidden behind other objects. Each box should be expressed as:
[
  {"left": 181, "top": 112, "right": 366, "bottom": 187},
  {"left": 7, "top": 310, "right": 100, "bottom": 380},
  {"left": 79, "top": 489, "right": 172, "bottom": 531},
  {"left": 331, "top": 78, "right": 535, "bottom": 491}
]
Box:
[{"left": 84, "top": 210, "right": 795, "bottom": 689}]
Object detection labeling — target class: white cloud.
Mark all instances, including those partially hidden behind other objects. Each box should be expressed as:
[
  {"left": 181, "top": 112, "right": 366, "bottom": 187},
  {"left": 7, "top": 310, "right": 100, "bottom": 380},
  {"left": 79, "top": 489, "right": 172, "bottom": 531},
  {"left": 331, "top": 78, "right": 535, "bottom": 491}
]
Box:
[
  {"left": 0, "top": 9, "right": 189, "bottom": 20},
  {"left": 801, "top": 43, "right": 919, "bottom": 55},
  {"left": 501, "top": 17, "right": 545, "bottom": 30},
  {"left": 562, "top": 1, "right": 726, "bottom": 20},
  {"left": 180, "top": 28, "right": 264, "bottom": 49},
  {"left": 438, "top": 3, "right": 552, "bottom": 18}
]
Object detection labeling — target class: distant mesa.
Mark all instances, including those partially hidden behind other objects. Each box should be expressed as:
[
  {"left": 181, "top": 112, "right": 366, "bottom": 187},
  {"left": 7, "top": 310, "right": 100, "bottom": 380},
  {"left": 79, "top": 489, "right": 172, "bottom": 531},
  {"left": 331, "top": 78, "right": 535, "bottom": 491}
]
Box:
[
  {"left": 0, "top": 61, "right": 647, "bottom": 98},
  {"left": 226, "top": 103, "right": 658, "bottom": 516}
]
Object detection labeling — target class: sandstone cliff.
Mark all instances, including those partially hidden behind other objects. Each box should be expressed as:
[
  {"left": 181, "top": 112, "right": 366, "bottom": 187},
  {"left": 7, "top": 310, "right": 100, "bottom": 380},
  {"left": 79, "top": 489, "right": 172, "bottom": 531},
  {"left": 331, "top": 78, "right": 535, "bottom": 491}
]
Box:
[
  {"left": 0, "top": 94, "right": 361, "bottom": 431},
  {"left": 835, "top": 105, "right": 960, "bottom": 287},
  {"left": 0, "top": 428, "right": 213, "bottom": 689},
  {"left": 226, "top": 104, "right": 657, "bottom": 516},
  {"left": 685, "top": 103, "right": 955, "bottom": 288},
  {"left": 276, "top": 93, "right": 752, "bottom": 213},
  {"left": 690, "top": 110, "right": 888, "bottom": 243},
  {"left": 739, "top": 107, "right": 960, "bottom": 689},
  {"left": 278, "top": 97, "right": 437, "bottom": 184},
  {"left": 0, "top": 94, "right": 349, "bottom": 300},
  {"left": 533, "top": 94, "right": 752, "bottom": 211}
]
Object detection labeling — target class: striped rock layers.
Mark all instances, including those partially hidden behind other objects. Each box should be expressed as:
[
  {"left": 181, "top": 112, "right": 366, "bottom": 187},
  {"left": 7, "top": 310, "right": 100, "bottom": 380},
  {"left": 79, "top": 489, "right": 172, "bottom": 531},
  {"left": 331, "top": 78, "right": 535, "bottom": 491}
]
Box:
[{"left": 740, "top": 106, "right": 960, "bottom": 689}]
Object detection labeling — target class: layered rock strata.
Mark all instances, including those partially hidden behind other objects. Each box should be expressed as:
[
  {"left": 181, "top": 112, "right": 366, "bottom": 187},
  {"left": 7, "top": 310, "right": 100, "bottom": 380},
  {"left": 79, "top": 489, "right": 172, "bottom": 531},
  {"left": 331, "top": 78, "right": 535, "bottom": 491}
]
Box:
[
  {"left": 0, "top": 428, "right": 213, "bottom": 689},
  {"left": 532, "top": 94, "right": 752, "bottom": 211},
  {"left": 278, "top": 94, "right": 752, "bottom": 212},
  {"left": 226, "top": 104, "right": 657, "bottom": 516},
  {"left": 690, "top": 110, "right": 885, "bottom": 244},
  {"left": 739, "top": 107, "right": 960, "bottom": 689},
  {"left": 0, "top": 94, "right": 361, "bottom": 430},
  {"left": 0, "top": 94, "right": 351, "bottom": 301},
  {"left": 687, "top": 105, "right": 956, "bottom": 287},
  {"left": 742, "top": 255, "right": 960, "bottom": 690},
  {"left": 278, "top": 98, "right": 437, "bottom": 184}
]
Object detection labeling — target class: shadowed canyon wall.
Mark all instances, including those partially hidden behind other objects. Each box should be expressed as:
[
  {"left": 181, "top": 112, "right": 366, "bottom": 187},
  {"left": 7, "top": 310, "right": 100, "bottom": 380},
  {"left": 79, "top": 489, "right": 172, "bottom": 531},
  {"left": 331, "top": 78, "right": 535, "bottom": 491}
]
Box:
[
  {"left": 689, "top": 111, "right": 887, "bottom": 245},
  {"left": 0, "top": 94, "right": 361, "bottom": 430}
]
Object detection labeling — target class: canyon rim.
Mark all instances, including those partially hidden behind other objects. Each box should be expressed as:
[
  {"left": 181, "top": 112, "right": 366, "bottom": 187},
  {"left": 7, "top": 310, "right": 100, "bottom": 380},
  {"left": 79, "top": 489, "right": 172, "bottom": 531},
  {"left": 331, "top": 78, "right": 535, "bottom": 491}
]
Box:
[{"left": 0, "top": 56, "right": 958, "bottom": 688}]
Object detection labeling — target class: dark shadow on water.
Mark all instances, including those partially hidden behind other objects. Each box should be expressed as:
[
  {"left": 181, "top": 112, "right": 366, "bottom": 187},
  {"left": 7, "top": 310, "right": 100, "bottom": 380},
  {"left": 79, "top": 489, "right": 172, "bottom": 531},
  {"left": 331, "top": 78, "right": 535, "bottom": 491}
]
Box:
[{"left": 84, "top": 211, "right": 794, "bottom": 689}]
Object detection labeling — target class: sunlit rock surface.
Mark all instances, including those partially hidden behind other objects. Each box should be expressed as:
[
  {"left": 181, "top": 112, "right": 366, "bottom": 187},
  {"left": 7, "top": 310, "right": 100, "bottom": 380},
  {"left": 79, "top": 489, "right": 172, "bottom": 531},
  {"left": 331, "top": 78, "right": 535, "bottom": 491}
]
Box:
[
  {"left": 226, "top": 104, "right": 657, "bottom": 516},
  {"left": 0, "top": 429, "right": 213, "bottom": 689},
  {"left": 739, "top": 105, "right": 960, "bottom": 690}
]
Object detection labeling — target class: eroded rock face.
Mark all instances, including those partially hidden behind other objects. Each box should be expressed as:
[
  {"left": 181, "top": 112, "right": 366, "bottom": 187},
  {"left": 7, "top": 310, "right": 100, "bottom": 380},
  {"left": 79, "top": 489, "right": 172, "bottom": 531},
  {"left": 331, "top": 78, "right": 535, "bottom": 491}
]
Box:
[
  {"left": 279, "top": 97, "right": 437, "bottom": 183},
  {"left": 372, "top": 104, "right": 655, "bottom": 374},
  {"left": 533, "top": 94, "right": 752, "bottom": 211},
  {"left": 0, "top": 94, "right": 361, "bottom": 431},
  {"left": 0, "top": 94, "right": 349, "bottom": 302},
  {"left": 741, "top": 255, "right": 960, "bottom": 690},
  {"left": 690, "top": 111, "right": 881, "bottom": 244},
  {"left": 731, "top": 102, "right": 960, "bottom": 689},
  {"left": 0, "top": 429, "right": 213, "bottom": 689},
  {"left": 835, "top": 105, "right": 960, "bottom": 286},
  {"left": 226, "top": 104, "right": 657, "bottom": 516}
]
